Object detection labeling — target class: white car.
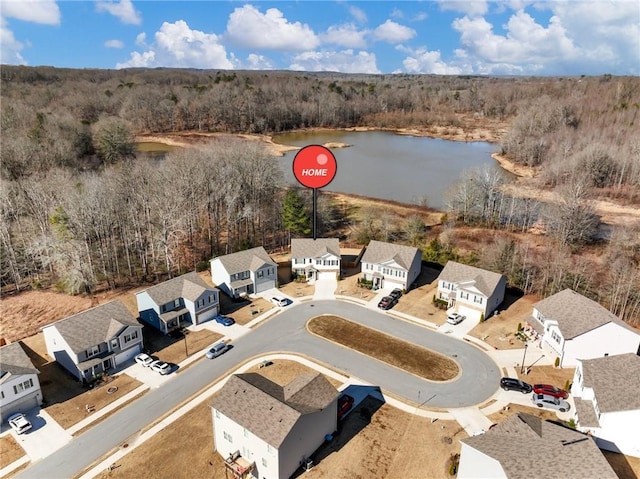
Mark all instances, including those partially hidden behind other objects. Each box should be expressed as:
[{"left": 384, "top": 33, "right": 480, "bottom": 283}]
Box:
[
  {"left": 446, "top": 312, "right": 466, "bottom": 325},
  {"left": 532, "top": 393, "right": 570, "bottom": 412},
  {"left": 8, "top": 413, "right": 32, "bottom": 434},
  {"left": 271, "top": 297, "right": 288, "bottom": 307},
  {"left": 135, "top": 352, "right": 154, "bottom": 367},
  {"left": 150, "top": 360, "right": 172, "bottom": 375}
]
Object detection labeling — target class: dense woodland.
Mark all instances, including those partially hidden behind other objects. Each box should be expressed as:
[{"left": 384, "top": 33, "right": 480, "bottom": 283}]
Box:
[{"left": 1, "top": 66, "right": 639, "bottom": 325}]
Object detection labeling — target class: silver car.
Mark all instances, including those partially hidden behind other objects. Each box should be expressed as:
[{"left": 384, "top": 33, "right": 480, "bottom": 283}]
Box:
[
  {"left": 206, "top": 342, "right": 230, "bottom": 359},
  {"left": 532, "top": 393, "right": 570, "bottom": 412}
]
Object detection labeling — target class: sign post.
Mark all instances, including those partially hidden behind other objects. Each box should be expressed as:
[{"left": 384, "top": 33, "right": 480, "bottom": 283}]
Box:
[{"left": 292, "top": 145, "right": 337, "bottom": 240}]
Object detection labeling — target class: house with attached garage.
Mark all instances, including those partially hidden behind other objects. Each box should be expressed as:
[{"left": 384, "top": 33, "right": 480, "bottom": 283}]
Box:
[
  {"left": 210, "top": 247, "right": 278, "bottom": 299},
  {"left": 42, "top": 300, "right": 143, "bottom": 383},
  {"left": 436, "top": 261, "right": 506, "bottom": 321},
  {"left": 136, "top": 271, "right": 220, "bottom": 334},
  {"left": 360, "top": 240, "right": 421, "bottom": 291},
  {"left": 458, "top": 412, "right": 617, "bottom": 479},
  {"left": 0, "top": 342, "right": 43, "bottom": 422},
  {"left": 210, "top": 372, "right": 339, "bottom": 479},
  {"left": 527, "top": 289, "right": 640, "bottom": 367},
  {"left": 571, "top": 353, "right": 640, "bottom": 458},
  {"left": 290, "top": 238, "right": 340, "bottom": 282}
]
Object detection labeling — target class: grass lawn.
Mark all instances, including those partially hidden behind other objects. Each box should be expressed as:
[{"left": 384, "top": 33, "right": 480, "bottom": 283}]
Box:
[
  {"left": 307, "top": 315, "right": 459, "bottom": 381},
  {"left": 0, "top": 435, "right": 25, "bottom": 468}
]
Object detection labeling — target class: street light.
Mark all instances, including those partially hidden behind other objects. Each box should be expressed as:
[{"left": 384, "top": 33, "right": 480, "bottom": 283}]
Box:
[{"left": 520, "top": 342, "right": 528, "bottom": 374}]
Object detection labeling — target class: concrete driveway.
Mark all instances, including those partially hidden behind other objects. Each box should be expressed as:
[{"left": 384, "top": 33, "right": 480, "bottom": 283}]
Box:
[
  {"left": 9, "top": 409, "right": 71, "bottom": 461},
  {"left": 313, "top": 272, "right": 337, "bottom": 299}
]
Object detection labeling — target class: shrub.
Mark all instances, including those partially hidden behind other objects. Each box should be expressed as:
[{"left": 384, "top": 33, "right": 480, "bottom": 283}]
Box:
[
  {"left": 196, "top": 260, "right": 209, "bottom": 272},
  {"left": 517, "top": 322, "right": 523, "bottom": 332},
  {"left": 564, "top": 379, "right": 571, "bottom": 391},
  {"left": 554, "top": 357, "right": 560, "bottom": 368},
  {"left": 480, "top": 313, "right": 485, "bottom": 322},
  {"left": 567, "top": 418, "right": 577, "bottom": 429}
]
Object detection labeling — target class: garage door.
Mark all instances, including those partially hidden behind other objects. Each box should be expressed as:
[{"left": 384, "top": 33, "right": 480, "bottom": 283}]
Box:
[
  {"left": 457, "top": 305, "right": 482, "bottom": 322},
  {"left": 197, "top": 306, "right": 219, "bottom": 324},
  {"left": 115, "top": 344, "right": 142, "bottom": 366},
  {"left": 255, "top": 279, "right": 275, "bottom": 294}
]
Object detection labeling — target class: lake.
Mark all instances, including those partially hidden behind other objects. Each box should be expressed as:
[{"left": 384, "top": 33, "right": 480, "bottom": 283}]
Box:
[{"left": 274, "top": 130, "right": 501, "bottom": 210}]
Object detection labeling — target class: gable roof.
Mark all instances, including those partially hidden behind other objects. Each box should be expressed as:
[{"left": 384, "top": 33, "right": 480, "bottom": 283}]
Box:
[
  {"left": 361, "top": 240, "right": 420, "bottom": 270},
  {"left": 534, "top": 289, "right": 635, "bottom": 340},
  {"left": 210, "top": 372, "right": 338, "bottom": 448},
  {"left": 291, "top": 238, "right": 340, "bottom": 259},
  {"left": 438, "top": 261, "right": 505, "bottom": 297},
  {"left": 0, "top": 342, "right": 40, "bottom": 381},
  {"left": 461, "top": 413, "right": 617, "bottom": 479},
  {"left": 579, "top": 353, "right": 640, "bottom": 413},
  {"left": 138, "top": 272, "right": 217, "bottom": 305},
  {"left": 42, "top": 300, "right": 139, "bottom": 354},
  {"left": 211, "top": 246, "right": 276, "bottom": 275}
]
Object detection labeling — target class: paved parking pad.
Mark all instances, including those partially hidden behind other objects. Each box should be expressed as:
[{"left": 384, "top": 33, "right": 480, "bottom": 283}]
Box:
[{"left": 12, "top": 410, "right": 71, "bottom": 460}]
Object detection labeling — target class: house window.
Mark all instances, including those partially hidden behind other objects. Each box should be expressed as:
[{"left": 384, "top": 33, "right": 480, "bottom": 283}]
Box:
[
  {"left": 174, "top": 299, "right": 181, "bottom": 308},
  {"left": 223, "top": 431, "right": 233, "bottom": 443},
  {"left": 111, "top": 339, "right": 118, "bottom": 349},
  {"left": 244, "top": 428, "right": 249, "bottom": 438},
  {"left": 87, "top": 345, "right": 100, "bottom": 358},
  {"left": 13, "top": 378, "right": 34, "bottom": 394},
  {"left": 1, "top": 391, "right": 4, "bottom": 399},
  {"left": 551, "top": 331, "right": 562, "bottom": 343},
  {"left": 161, "top": 305, "right": 166, "bottom": 313},
  {"left": 208, "top": 294, "right": 215, "bottom": 303},
  {"left": 262, "top": 458, "right": 268, "bottom": 468},
  {"left": 215, "top": 410, "right": 220, "bottom": 419},
  {"left": 266, "top": 444, "right": 273, "bottom": 454},
  {"left": 473, "top": 296, "right": 483, "bottom": 304},
  {"left": 124, "top": 331, "right": 138, "bottom": 343},
  {"left": 460, "top": 292, "right": 469, "bottom": 300},
  {"left": 257, "top": 270, "right": 264, "bottom": 278}
]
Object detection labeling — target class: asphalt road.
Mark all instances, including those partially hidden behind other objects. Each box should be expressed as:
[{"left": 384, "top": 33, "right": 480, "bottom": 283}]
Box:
[{"left": 16, "top": 300, "right": 500, "bottom": 479}]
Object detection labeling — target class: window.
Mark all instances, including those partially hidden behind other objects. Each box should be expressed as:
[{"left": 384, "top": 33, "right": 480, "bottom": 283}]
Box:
[
  {"left": 208, "top": 294, "right": 215, "bottom": 303},
  {"left": 473, "top": 296, "right": 483, "bottom": 304},
  {"left": 266, "top": 444, "right": 273, "bottom": 454},
  {"left": 262, "top": 458, "right": 268, "bottom": 468},
  {"left": 1, "top": 391, "right": 4, "bottom": 399},
  {"left": 460, "top": 292, "right": 469, "bottom": 300},
  {"left": 124, "top": 331, "right": 138, "bottom": 343},
  {"left": 215, "top": 410, "right": 220, "bottom": 419},
  {"left": 257, "top": 270, "right": 264, "bottom": 278},
  {"left": 161, "top": 305, "right": 166, "bottom": 313},
  {"left": 13, "top": 378, "right": 34, "bottom": 394},
  {"left": 111, "top": 339, "right": 118, "bottom": 348},
  {"left": 87, "top": 345, "right": 100, "bottom": 358},
  {"left": 174, "top": 299, "right": 181, "bottom": 307},
  {"left": 244, "top": 428, "right": 249, "bottom": 438},
  {"left": 551, "top": 331, "right": 562, "bottom": 343},
  {"left": 223, "top": 431, "right": 233, "bottom": 443}
]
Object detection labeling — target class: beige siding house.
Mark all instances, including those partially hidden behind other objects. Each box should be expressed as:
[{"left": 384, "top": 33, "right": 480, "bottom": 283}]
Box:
[
  {"left": 210, "top": 247, "right": 278, "bottom": 298},
  {"left": 291, "top": 238, "right": 340, "bottom": 282}
]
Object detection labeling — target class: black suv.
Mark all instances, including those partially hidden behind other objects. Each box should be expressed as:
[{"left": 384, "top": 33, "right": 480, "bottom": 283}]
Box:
[
  {"left": 389, "top": 288, "right": 403, "bottom": 301},
  {"left": 500, "top": 377, "right": 533, "bottom": 394}
]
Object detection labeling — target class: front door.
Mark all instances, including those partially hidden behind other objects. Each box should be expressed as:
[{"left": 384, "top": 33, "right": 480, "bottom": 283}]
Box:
[{"left": 102, "top": 359, "right": 111, "bottom": 371}]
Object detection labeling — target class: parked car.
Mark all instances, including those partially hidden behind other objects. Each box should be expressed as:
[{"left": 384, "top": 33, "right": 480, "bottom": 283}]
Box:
[
  {"left": 271, "top": 297, "right": 288, "bottom": 307},
  {"left": 150, "top": 360, "right": 172, "bottom": 375},
  {"left": 446, "top": 312, "right": 466, "bottom": 325},
  {"left": 389, "top": 288, "right": 403, "bottom": 301},
  {"left": 377, "top": 296, "right": 397, "bottom": 310},
  {"left": 214, "top": 314, "right": 235, "bottom": 326},
  {"left": 337, "top": 394, "right": 355, "bottom": 418},
  {"left": 206, "top": 342, "right": 230, "bottom": 359},
  {"left": 532, "top": 393, "right": 570, "bottom": 412},
  {"left": 7, "top": 413, "right": 32, "bottom": 434},
  {"left": 500, "top": 377, "right": 533, "bottom": 394},
  {"left": 134, "top": 352, "right": 154, "bottom": 367},
  {"left": 533, "top": 384, "right": 569, "bottom": 399}
]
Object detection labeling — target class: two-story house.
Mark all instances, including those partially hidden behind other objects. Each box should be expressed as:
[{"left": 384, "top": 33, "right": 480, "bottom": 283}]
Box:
[
  {"left": 136, "top": 272, "right": 220, "bottom": 334},
  {"left": 42, "top": 300, "right": 143, "bottom": 383},
  {"left": 0, "top": 342, "right": 43, "bottom": 422},
  {"left": 360, "top": 240, "right": 421, "bottom": 291},
  {"left": 571, "top": 353, "right": 640, "bottom": 457},
  {"left": 210, "top": 247, "right": 278, "bottom": 299},
  {"left": 210, "top": 372, "right": 338, "bottom": 479},
  {"left": 528, "top": 289, "right": 640, "bottom": 367},
  {"left": 290, "top": 238, "right": 340, "bottom": 282},
  {"left": 436, "top": 261, "right": 507, "bottom": 321}
]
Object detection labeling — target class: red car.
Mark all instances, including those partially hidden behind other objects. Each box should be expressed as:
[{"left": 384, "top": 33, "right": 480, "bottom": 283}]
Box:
[
  {"left": 533, "top": 384, "right": 569, "bottom": 399},
  {"left": 337, "top": 394, "right": 354, "bottom": 418}
]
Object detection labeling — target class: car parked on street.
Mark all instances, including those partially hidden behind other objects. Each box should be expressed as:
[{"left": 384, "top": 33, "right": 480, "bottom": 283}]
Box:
[
  {"left": 389, "top": 288, "right": 403, "bottom": 301},
  {"left": 150, "top": 360, "right": 172, "bottom": 375},
  {"left": 134, "top": 352, "right": 154, "bottom": 367},
  {"left": 500, "top": 377, "right": 533, "bottom": 394},
  {"left": 214, "top": 314, "right": 235, "bottom": 326},
  {"left": 532, "top": 393, "right": 570, "bottom": 412},
  {"left": 206, "top": 342, "right": 230, "bottom": 359},
  {"left": 377, "top": 296, "right": 397, "bottom": 310},
  {"left": 446, "top": 312, "right": 466, "bottom": 325},
  {"left": 271, "top": 297, "right": 288, "bottom": 307},
  {"left": 533, "top": 384, "right": 569, "bottom": 399},
  {"left": 337, "top": 394, "right": 355, "bottom": 418},
  {"left": 7, "top": 413, "right": 32, "bottom": 434}
]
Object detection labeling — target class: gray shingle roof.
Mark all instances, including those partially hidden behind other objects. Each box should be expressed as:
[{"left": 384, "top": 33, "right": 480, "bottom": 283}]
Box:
[
  {"left": 42, "top": 300, "right": 139, "bottom": 354},
  {"left": 291, "top": 238, "right": 340, "bottom": 259},
  {"left": 580, "top": 353, "right": 640, "bottom": 413},
  {"left": 0, "top": 342, "right": 39, "bottom": 381},
  {"left": 534, "top": 289, "right": 635, "bottom": 339},
  {"left": 211, "top": 247, "right": 276, "bottom": 275},
  {"left": 139, "top": 272, "right": 217, "bottom": 305},
  {"left": 461, "top": 413, "right": 617, "bottom": 479},
  {"left": 574, "top": 398, "right": 600, "bottom": 427},
  {"left": 210, "top": 372, "right": 338, "bottom": 448},
  {"left": 360, "top": 240, "right": 420, "bottom": 270},
  {"left": 438, "top": 261, "right": 505, "bottom": 297}
]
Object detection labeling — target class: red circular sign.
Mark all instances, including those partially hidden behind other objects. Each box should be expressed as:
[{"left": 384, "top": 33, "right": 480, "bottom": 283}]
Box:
[{"left": 292, "top": 145, "right": 337, "bottom": 189}]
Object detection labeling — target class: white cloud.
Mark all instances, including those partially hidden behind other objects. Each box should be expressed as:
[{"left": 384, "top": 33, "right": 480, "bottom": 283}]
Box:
[
  {"left": 320, "top": 24, "right": 368, "bottom": 49},
  {"left": 439, "top": 0, "right": 488, "bottom": 17},
  {"left": 96, "top": 0, "right": 141, "bottom": 26},
  {"left": 412, "top": 12, "right": 428, "bottom": 22},
  {"left": 226, "top": 5, "right": 319, "bottom": 51},
  {"left": 349, "top": 6, "right": 367, "bottom": 24},
  {"left": 373, "top": 20, "right": 416, "bottom": 43},
  {"left": 1, "top": 0, "right": 61, "bottom": 25},
  {"left": 402, "top": 47, "right": 463, "bottom": 74},
  {"left": 105, "top": 39, "right": 124, "bottom": 49},
  {"left": 117, "top": 20, "right": 234, "bottom": 69},
  {"left": 135, "top": 32, "right": 146, "bottom": 47},
  {"left": 244, "top": 53, "right": 274, "bottom": 70},
  {"left": 290, "top": 50, "right": 380, "bottom": 74},
  {"left": 0, "top": 18, "right": 26, "bottom": 65}
]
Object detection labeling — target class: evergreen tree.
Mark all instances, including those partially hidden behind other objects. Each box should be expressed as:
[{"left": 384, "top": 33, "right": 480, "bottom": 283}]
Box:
[{"left": 281, "top": 188, "right": 311, "bottom": 241}]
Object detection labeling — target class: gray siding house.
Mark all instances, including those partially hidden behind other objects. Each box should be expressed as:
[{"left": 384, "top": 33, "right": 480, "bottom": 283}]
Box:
[
  {"left": 210, "top": 247, "right": 278, "bottom": 298},
  {"left": 360, "top": 240, "right": 422, "bottom": 291},
  {"left": 0, "top": 342, "right": 43, "bottom": 422},
  {"left": 42, "top": 300, "right": 143, "bottom": 383},
  {"left": 136, "top": 272, "right": 220, "bottom": 334}
]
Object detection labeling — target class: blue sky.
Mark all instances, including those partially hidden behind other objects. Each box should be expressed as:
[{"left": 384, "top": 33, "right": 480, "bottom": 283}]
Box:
[{"left": 1, "top": 1, "right": 638, "bottom": 75}]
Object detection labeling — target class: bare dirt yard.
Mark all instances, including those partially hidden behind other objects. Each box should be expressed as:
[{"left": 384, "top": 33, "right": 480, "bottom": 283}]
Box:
[{"left": 0, "top": 435, "right": 25, "bottom": 468}]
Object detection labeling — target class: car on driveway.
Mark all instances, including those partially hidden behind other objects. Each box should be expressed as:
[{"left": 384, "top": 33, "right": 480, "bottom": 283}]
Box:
[
  {"left": 7, "top": 413, "right": 32, "bottom": 434},
  {"left": 150, "top": 360, "right": 172, "bottom": 375},
  {"left": 271, "top": 297, "right": 288, "bottom": 307},
  {"left": 206, "top": 342, "right": 230, "bottom": 359},
  {"left": 533, "top": 384, "right": 569, "bottom": 399},
  {"left": 214, "top": 314, "right": 235, "bottom": 326},
  {"left": 377, "top": 296, "right": 397, "bottom": 310},
  {"left": 500, "top": 377, "right": 533, "bottom": 394},
  {"left": 337, "top": 394, "right": 355, "bottom": 418},
  {"left": 135, "top": 352, "right": 154, "bottom": 367},
  {"left": 389, "top": 288, "right": 403, "bottom": 301},
  {"left": 446, "top": 312, "right": 466, "bottom": 325},
  {"left": 532, "top": 393, "right": 570, "bottom": 412}
]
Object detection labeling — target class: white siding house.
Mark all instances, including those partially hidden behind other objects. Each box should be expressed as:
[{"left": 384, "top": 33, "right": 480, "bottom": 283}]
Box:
[
  {"left": 436, "top": 261, "right": 507, "bottom": 321},
  {"left": 291, "top": 238, "right": 341, "bottom": 282},
  {"left": 458, "top": 413, "right": 617, "bottom": 479},
  {"left": 210, "top": 247, "right": 278, "bottom": 298},
  {"left": 0, "top": 342, "right": 43, "bottom": 422},
  {"left": 136, "top": 272, "right": 219, "bottom": 334},
  {"left": 528, "top": 289, "right": 640, "bottom": 367},
  {"left": 42, "top": 300, "right": 143, "bottom": 383},
  {"left": 360, "top": 240, "right": 421, "bottom": 291},
  {"left": 210, "top": 372, "right": 338, "bottom": 479},
  {"left": 571, "top": 353, "right": 640, "bottom": 458}
]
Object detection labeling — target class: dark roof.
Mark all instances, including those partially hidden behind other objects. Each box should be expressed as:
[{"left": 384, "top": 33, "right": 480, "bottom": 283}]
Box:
[
  {"left": 0, "top": 342, "right": 39, "bottom": 381},
  {"left": 138, "top": 272, "right": 217, "bottom": 305},
  {"left": 579, "top": 353, "right": 640, "bottom": 413},
  {"left": 211, "top": 247, "right": 276, "bottom": 275},
  {"left": 360, "top": 240, "right": 420, "bottom": 270},
  {"left": 210, "top": 372, "right": 338, "bottom": 448},
  {"left": 461, "top": 413, "right": 617, "bottom": 479},
  {"left": 42, "top": 300, "right": 140, "bottom": 354},
  {"left": 438, "top": 261, "right": 505, "bottom": 297},
  {"left": 291, "top": 238, "right": 340, "bottom": 259}
]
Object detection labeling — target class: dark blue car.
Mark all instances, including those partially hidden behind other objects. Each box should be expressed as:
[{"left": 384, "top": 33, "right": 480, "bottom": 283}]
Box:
[{"left": 214, "top": 314, "right": 235, "bottom": 326}]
